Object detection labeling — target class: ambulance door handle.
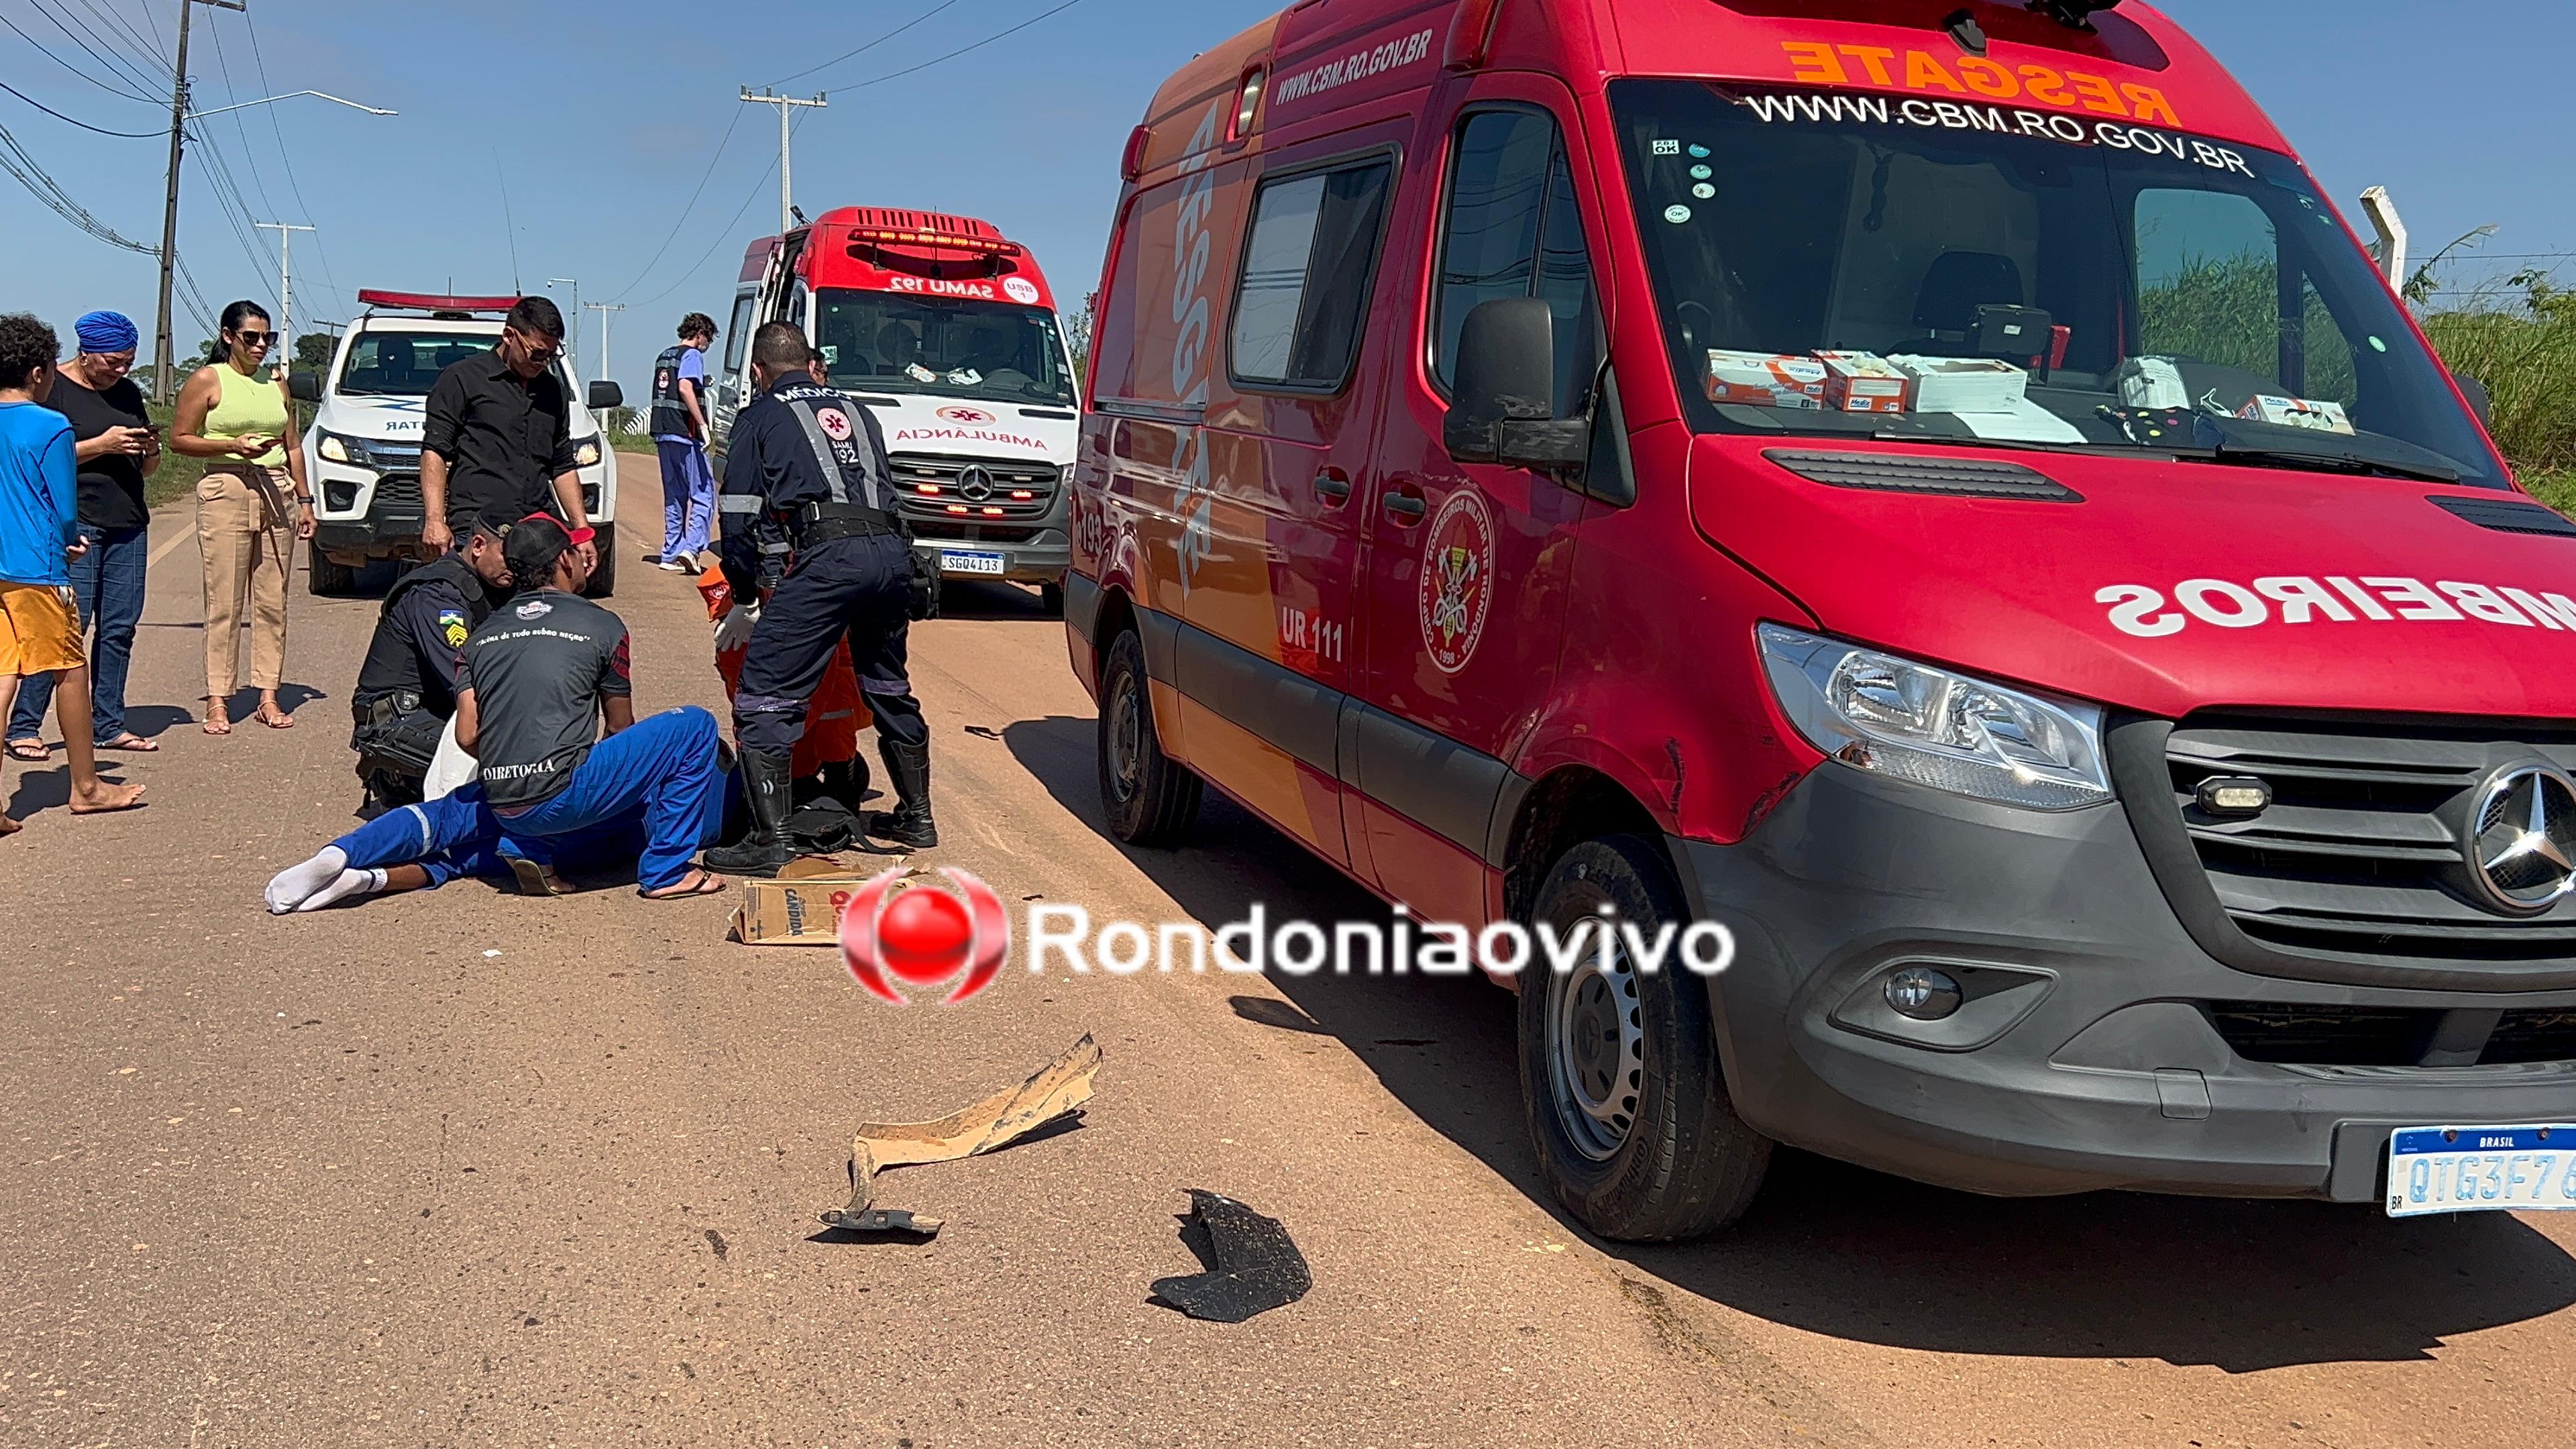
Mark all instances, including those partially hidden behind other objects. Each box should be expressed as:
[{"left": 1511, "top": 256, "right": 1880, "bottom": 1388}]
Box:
[
  {"left": 1381, "top": 480, "right": 1426, "bottom": 524},
  {"left": 1313, "top": 468, "right": 1352, "bottom": 506}
]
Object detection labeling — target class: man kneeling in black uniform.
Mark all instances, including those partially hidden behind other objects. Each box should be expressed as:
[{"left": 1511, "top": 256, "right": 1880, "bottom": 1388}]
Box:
[{"left": 349, "top": 509, "right": 515, "bottom": 812}]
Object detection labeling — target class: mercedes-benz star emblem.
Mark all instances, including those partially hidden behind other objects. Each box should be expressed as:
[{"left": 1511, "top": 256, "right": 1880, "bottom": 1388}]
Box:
[
  {"left": 957, "top": 467, "right": 995, "bottom": 502},
  {"left": 2468, "top": 765, "right": 2576, "bottom": 914}
]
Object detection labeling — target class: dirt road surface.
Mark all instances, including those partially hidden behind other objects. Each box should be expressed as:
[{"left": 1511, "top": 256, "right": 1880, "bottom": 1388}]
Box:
[{"left": 5, "top": 459, "right": 2574, "bottom": 1446}]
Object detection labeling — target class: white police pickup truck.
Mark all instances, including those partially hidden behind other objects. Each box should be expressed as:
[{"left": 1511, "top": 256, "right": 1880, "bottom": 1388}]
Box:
[{"left": 290, "top": 290, "right": 625, "bottom": 596}]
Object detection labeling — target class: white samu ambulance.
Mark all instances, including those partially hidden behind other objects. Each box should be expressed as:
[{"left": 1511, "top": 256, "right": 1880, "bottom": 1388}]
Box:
[{"left": 710, "top": 209, "right": 1079, "bottom": 606}]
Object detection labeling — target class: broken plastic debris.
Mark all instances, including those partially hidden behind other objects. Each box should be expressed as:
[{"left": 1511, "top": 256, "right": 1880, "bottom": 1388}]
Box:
[
  {"left": 818, "top": 1033, "right": 1101, "bottom": 1240},
  {"left": 1148, "top": 1189, "right": 1311, "bottom": 1323}
]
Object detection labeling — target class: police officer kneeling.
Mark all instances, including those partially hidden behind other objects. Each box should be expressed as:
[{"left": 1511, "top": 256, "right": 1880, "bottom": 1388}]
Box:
[
  {"left": 704, "top": 322, "right": 934, "bottom": 877},
  {"left": 350, "top": 509, "right": 516, "bottom": 811}
]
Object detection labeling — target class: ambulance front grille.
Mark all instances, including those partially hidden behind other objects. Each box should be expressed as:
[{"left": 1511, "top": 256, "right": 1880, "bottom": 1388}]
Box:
[
  {"left": 888, "top": 453, "right": 1060, "bottom": 535},
  {"left": 2159, "top": 714, "right": 2576, "bottom": 962}
]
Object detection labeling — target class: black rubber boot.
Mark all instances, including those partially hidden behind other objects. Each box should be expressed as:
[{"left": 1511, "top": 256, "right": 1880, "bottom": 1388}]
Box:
[
  {"left": 704, "top": 748, "right": 799, "bottom": 877},
  {"left": 865, "top": 735, "right": 938, "bottom": 850}
]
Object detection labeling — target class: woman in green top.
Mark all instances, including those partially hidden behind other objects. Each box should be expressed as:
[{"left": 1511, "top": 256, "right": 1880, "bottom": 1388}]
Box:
[{"left": 170, "top": 301, "right": 313, "bottom": 735}]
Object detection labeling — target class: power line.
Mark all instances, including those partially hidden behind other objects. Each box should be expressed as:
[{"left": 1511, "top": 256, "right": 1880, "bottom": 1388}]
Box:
[
  {"left": 610, "top": 108, "right": 752, "bottom": 300},
  {"left": 0, "top": 121, "right": 155, "bottom": 250},
  {"left": 242, "top": 9, "right": 341, "bottom": 317},
  {"left": 0, "top": 9, "right": 161, "bottom": 103},
  {"left": 765, "top": 0, "right": 963, "bottom": 88},
  {"left": 818, "top": 0, "right": 1089, "bottom": 99},
  {"left": 68, "top": 0, "right": 170, "bottom": 68},
  {"left": 117, "top": 0, "right": 170, "bottom": 64},
  {"left": 0, "top": 76, "right": 160, "bottom": 136},
  {"left": 630, "top": 128, "right": 790, "bottom": 310},
  {"left": 26, "top": 0, "right": 168, "bottom": 99},
  {"left": 203, "top": 17, "right": 278, "bottom": 217}
]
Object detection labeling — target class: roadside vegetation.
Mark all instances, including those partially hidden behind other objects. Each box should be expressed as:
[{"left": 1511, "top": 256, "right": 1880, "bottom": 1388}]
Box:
[{"left": 2421, "top": 278, "right": 2576, "bottom": 508}]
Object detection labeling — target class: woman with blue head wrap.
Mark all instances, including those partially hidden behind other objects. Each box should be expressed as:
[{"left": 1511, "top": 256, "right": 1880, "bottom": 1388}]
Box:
[{"left": 4, "top": 309, "right": 164, "bottom": 759}]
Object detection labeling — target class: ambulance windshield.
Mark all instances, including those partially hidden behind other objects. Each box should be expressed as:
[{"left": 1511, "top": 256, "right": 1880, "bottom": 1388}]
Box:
[
  {"left": 813, "top": 291, "right": 1074, "bottom": 406},
  {"left": 1611, "top": 79, "right": 2503, "bottom": 488}
]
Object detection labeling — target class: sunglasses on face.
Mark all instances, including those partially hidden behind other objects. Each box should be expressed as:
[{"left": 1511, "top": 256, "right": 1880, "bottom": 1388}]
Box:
[
  {"left": 232, "top": 331, "right": 276, "bottom": 346},
  {"left": 506, "top": 330, "right": 563, "bottom": 363}
]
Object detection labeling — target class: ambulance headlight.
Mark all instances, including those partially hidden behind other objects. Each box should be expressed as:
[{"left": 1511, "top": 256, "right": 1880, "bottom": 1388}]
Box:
[
  {"left": 317, "top": 433, "right": 354, "bottom": 464},
  {"left": 574, "top": 437, "right": 603, "bottom": 468},
  {"left": 1758, "top": 624, "right": 2111, "bottom": 811}
]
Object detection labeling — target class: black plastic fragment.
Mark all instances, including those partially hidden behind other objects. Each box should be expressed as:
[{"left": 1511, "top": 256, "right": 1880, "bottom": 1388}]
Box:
[
  {"left": 818, "top": 1205, "right": 943, "bottom": 1238},
  {"left": 1148, "top": 1189, "right": 1311, "bottom": 1323}
]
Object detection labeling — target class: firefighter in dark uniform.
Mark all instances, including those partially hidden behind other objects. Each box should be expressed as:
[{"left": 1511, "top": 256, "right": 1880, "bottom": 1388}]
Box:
[
  {"left": 349, "top": 509, "right": 517, "bottom": 811},
  {"left": 703, "top": 321, "right": 936, "bottom": 877}
]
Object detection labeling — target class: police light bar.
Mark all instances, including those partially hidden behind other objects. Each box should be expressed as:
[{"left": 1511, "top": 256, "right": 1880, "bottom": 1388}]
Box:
[
  {"left": 843, "top": 226, "right": 1024, "bottom": 258},
  {"left": 2027, "top": 0, "right": 2123, "bottom": 28},
  {"left": 356, "top": 289, "right": 522, "bottom": 313}
]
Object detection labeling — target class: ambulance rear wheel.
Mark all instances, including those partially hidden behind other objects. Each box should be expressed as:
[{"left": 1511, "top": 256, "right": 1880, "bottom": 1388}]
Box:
[
  {"left": 1519, "top": 835, "right": 1771, "bottom": 1241},
  {"left": 1099, "top": 628, "right": 1199, "bottom": 847}
]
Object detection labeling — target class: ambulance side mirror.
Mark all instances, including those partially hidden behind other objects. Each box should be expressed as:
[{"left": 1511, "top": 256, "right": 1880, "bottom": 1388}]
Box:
[
  {"left": 288, "top": 370, "right": 322, "bottom": 404},
  {"left": 1445, "top": 298, "right": 1589, "bottom": 472},
  {"left": 2455, "top": 373, "right": 2494, "bottom": 430},
  {"left": 588, "top": 380, "right": 625, "bottom": 411}
]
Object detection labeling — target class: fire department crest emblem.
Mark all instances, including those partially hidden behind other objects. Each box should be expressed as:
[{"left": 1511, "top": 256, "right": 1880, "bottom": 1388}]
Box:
[{"left": 1416, "top": 489, "right": 1495, "bottom": 675}]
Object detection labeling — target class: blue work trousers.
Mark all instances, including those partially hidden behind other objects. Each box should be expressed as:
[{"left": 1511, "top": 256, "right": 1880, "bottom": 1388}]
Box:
[
  {"left": 657, "top": 439, "right": 716, "bottom": 560},
  {"left": 333, "top": 706, "right": 725, "bottom": 892}
]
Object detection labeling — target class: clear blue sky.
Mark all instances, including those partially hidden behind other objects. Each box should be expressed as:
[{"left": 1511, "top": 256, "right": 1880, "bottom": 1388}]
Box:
[{"left": 5, "top": 0, "right": 2567, "bottom": 392}]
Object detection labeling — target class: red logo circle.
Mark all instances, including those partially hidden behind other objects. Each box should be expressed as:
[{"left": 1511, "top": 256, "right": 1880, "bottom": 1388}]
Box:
[
  {"left": 816, "top": 407, "right": 854, "bottom": 441},
  {"left": 936, "top": 405, "right": 997, "bottom": 427},
  {"left": 1415, "top": 490, "right": 1495, "bottom": 675},
  {"left": 841, "top": 868, "right": 1012, "bottom": 1006}
]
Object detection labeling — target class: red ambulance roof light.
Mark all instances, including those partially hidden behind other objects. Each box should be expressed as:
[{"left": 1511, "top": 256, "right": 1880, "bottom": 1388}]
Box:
[
  {"left": 358, "top": 290, "right": 522, "bottom": 313},
  {"left": 1444, "top": 0, "right": 1505, "bottom": 72}
]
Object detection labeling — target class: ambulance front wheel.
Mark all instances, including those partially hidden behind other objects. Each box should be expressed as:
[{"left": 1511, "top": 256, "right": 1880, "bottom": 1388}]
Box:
[
  {"left": 1520, "top": 835, "right": 1772, "bottom": 1242},
  {"left": 1098, "top": 628, "right": 1200, "bottom": 847}
]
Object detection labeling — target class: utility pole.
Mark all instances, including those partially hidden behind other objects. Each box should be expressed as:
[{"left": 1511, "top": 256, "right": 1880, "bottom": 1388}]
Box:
[
  {"left": 546, "top": 277, "right": 580, "bottom": 376},
  {"left": 584, "top": 301, "right": 624, "bottom": 389},
  {"left": 256, "top": 221, "right": 314, "bottom": 366},
  {"left": 739, "top": 89, "right": 826, "bottom": 238},
  {"left": 154, "top": 0, "right": 247, "bottom": 403}
]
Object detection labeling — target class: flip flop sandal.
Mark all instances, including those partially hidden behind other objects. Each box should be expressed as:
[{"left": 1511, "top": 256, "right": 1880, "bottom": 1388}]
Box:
[
  {"left": 99, "top": 735, "right": 159, "bottom": 753},
  {"left": 256, "top": 709, "right": 297, "bottom": 731},
  {"left": 639, "top": 870, "right": 726, "bottom": 900},
  {"left": 5, "top": 741, "right": 48, "bottom": 761},
  {"left": 507, "top": 858, "right": 574, "bottom": 897}
]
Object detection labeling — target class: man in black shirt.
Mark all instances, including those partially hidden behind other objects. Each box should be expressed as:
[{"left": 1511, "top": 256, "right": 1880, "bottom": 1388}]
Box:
[
  {"left": 347, "top": 508, "right": 516, "bottom": 811},
  {"left": 420, "top": 297, "right": 592, "bottom": 564}
]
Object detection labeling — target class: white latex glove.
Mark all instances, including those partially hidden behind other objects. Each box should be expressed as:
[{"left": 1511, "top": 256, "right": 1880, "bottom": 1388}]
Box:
[{"left": 714, "top": 602, "right": 759, "bottom": 654}]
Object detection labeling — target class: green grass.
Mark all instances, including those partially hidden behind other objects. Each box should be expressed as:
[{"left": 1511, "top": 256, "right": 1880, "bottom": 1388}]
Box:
[{"left": 141, "top": 400, "right": 211, "bottom": 511}]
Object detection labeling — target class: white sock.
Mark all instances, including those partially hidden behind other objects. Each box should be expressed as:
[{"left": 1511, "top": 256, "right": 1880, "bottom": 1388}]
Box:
[
  {"left": 266, "top": 847, "right": 350, "bottom": 914},
  {"left": 297, "top": 867, "right": 388, "bottom": 914}
]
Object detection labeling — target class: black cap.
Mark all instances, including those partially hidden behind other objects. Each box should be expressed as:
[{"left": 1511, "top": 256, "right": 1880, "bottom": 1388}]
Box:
[{"left": 470, "top": 507, "right": 520, "bottom": 542}]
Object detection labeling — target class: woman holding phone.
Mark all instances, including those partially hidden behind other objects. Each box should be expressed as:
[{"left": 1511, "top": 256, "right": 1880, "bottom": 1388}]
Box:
[
  {"left": 5, "top": 311, "right": 162, "bottom": 759},
  {"left": 170, "top": 300, "right": 313, "bottom": 735}
]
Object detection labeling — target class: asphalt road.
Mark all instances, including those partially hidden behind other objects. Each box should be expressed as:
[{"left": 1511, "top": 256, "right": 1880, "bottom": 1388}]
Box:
[{"left": 5, "top": 455, "right": 2575, "bottom": 1447}]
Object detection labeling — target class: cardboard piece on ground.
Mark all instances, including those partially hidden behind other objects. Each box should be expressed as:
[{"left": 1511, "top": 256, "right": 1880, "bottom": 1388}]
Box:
[
  {"left": 820, "top": 1033, "right": 1103, "bottom": 1239},
  {"left": 727, "top": 855, "right": 902, "bottom": 947}
]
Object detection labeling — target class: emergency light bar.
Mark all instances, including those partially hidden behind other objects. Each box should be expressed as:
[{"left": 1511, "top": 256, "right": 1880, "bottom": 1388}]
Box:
[
  {"left": 2027, "top": 0, "right": 2123, "bottom": 28},
  {"left": 843, "top": 226, "right": 1024, "bottom": 258},
  {"left": 356, "top": 290, "right": 522, "bottom": 313}
]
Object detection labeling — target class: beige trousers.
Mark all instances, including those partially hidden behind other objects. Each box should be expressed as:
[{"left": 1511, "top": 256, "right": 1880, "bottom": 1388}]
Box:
[{"left": 197, "top": 464, "right": 290, "bottom": 700}]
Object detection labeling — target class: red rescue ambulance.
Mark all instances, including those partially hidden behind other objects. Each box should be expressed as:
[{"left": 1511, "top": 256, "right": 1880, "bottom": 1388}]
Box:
[
  {"left": 1069, "top": 0, "right": 2576, "bottom": 1238},
  {"left": 712, "top": 209, "right": 1081, "bottom": 600}
]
